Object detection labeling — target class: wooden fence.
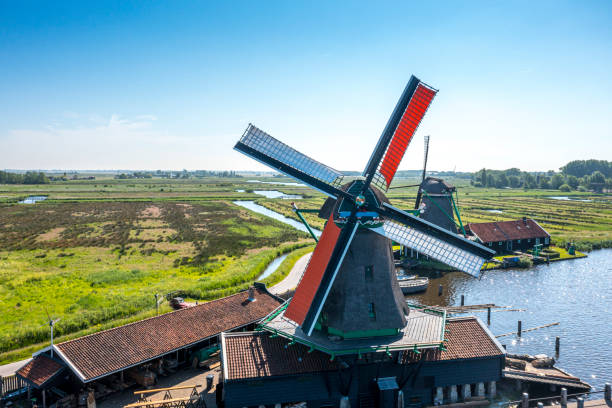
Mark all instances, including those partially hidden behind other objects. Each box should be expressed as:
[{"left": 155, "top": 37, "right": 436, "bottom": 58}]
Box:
[{"left": 0, "top": 374, "right": 26, "bottom": 397}]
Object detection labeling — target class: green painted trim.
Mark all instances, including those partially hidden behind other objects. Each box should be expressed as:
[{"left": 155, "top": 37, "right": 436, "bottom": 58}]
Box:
[
  {"left": 326, "top": 326, "right": 399, "bottom": 339},
  {"left": 294, "top": 209, "right": 319, "bottom": 242}
]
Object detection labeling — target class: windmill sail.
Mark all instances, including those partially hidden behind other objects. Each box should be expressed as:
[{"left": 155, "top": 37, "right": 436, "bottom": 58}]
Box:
[
  {"left": 364, "top": 76, "right": 437, "bottom": 191},
  {"left": 235, "top": 124, "right": 346, "bottom": 198},
  {"left": 375, "top": 203, "right": 493, "bottom": 277}
]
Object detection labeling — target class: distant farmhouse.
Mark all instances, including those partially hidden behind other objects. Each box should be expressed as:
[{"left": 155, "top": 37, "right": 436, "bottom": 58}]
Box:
[{"left": 466, "top": 217, "right": 550, "bottom": 254}]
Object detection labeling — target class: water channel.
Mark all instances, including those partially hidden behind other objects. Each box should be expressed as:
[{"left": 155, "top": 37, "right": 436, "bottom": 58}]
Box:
[
  {"left": 235, "top": 199, "right": 611, "bottom": 389},
  {"left": 18, "top": 195, "right": 48, "bottom": 204}
]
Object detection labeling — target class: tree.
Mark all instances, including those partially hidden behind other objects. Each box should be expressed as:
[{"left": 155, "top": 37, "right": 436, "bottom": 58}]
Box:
[
  {"left": 538, "top": 176, "right": 550, "bottom": 189},
  {"left": 560, "top": 159, "right": 611, "bottom": 178},
  {"left": 496, "top": 173, "right": 508, "bottom": 188},
  {"left": 524, "top": 173, "right": 537, "bottom": 189},
  {"left": 566, "top": 175, "right": 579, "bottom": 189},
  {"left": 550, "top": 174, "right": 565, "bottom": 190},
  {"left": 486, "top": 174, "right": 495, "bottom": 188},
  {"left": 508, "top": 175, "right": 520, "bottom": 188},
  {"left": 590, "top": 170, "right": 605, "bottom": 184},
  {"left": 480, "top": 169, "right": 487, "bottom": 186},
  {"left": 559, "top": 184, "right": 571, "bottom": 192}
]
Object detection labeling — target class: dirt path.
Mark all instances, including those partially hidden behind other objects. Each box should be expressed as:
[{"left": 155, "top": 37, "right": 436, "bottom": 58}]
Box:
[
  {"left": 0, "top": 358, "right": 31, "bottom": 377},
  {"left": 269, "top": 253, "right": 312, "bottom": 295}
]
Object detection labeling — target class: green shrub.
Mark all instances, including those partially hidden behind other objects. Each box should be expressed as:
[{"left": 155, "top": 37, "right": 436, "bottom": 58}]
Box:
[{"left": 558, "top": 184, "right": 571, "bottom": 192}]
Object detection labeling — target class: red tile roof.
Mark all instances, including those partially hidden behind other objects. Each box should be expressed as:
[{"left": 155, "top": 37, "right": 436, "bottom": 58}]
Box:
[
  {"left": 55, "top": 286, "right": 282, "bottom": 382},
  {"left": 17, "top": 355, "right": 64, "bottom": 388},
  {"left": 222, "top": 317, "right": 503, "bottom": 380},
  {"left": 222, "top": 332, "right": 338, "bottom": 380},
  {"left": 414, "top": 317, "right": 505, "bottom": 361},
  {"left": 467, "top": 218, "right": 549, "bottom": 243}
]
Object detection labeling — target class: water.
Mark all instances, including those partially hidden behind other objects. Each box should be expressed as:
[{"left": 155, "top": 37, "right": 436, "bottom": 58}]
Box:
[
  {"left": 247, "top": 179, "right": 305, "bottom": 187},
  {"left": 410, "top": 249, "right": 612, "bottom": 390},
  {"left": 233, "top": 201, "right": 322, "bottom": 237},
  {"left": 18, "top": 195, "right": 48, "bottom": 204},
  {"left": 258, "top": 253, "right": 289, "bottom": 280},
  {"left": 485, "top": 209, "right": 503, "bottom": 214},
  {"left": 253, "top": 190, "right": 303, "bottom": 199},
  {"left": 548, "top": 196, "right": 593, "bottom": 202}
]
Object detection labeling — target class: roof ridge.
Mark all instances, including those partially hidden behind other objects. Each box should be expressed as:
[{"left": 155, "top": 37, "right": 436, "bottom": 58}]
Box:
[{"left": 57, "top": 287, "right": 262, "bottom": 347}]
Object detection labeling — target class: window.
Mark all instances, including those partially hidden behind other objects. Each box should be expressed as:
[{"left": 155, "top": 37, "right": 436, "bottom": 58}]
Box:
[
  {"left": 488, "top": 242, "right": 493, "bottom": 247},
  {"left": 368, "top": 303, "right": 376, "bottom": 320},
  {"left": 499, "top": 242, "right": 502, "bottom": 246},
  {"left": 365, "top": 265, "right": 373, "bottom": 281},
  {"left": 517, "top": 239, "right": 521, "bottom": 243}
]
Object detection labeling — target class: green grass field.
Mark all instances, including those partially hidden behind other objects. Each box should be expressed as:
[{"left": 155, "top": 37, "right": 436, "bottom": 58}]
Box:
[
  {"left": 0, "top": 176, "right": 610, "bottom": 363},
  {"left": 0, "top": 187, "right": 313, "bottom": 361}
]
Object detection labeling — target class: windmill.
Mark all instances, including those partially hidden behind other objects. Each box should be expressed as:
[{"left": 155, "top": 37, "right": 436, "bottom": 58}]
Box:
[
  {"left": 42, "top": 309, "right": 60, "bottom": 358},
  {"left": 235, "top": 76, "right": 494, "bottom": 349}
]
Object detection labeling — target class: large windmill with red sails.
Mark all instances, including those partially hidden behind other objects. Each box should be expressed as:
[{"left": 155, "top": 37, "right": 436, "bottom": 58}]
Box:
[{"left": 234, "top": 76, "right": 495, "bottom": 355}]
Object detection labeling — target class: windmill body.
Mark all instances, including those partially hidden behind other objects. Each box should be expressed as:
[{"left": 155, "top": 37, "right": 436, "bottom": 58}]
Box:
[{"left": 234, "top": 75, "right": 495, "bottom": 355}]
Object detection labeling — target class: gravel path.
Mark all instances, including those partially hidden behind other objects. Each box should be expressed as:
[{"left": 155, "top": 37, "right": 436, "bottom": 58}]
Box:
[{"left": 269, "top": 252, "right": 312, "bottom": 295}]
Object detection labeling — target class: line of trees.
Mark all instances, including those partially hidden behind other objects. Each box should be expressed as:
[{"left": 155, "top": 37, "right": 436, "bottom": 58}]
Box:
[
  {"left": 471, "top": 160, "right": 612, "bottom": 192},
  {"left": 0, "top": 171, "right": 50, "bottom": 184}
]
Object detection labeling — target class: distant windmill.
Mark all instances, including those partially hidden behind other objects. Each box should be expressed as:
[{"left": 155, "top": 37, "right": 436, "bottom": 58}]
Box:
[{"left": 42, "top": 309, "right": 60, "bottom": 358}]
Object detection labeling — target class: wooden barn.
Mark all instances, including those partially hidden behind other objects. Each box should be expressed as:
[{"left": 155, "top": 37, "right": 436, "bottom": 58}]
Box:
[
  {"left": 466, "top": 217, "right": 550, "bottom": 254},
  {"left": 15, "top": 284, "right": 282, "bottom": 408}
]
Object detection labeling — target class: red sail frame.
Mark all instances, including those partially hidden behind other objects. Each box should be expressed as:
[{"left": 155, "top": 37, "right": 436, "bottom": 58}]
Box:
[
  {"left": 284, "top": 216, "right": 341, "bottom": 325},
  {"left": 378, "top": 83, "right": 437, "bottom": 188}
]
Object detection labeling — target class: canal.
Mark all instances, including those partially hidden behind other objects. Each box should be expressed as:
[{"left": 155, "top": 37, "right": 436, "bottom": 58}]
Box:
[{"left": 234, "top": 198, "right": 611, "bottom": 390}]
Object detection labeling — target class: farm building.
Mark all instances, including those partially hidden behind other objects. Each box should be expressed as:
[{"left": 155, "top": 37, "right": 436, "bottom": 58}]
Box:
[
  {"left": 466, "top": 217, "right": 550, "bottom": 254},
  {"left": 14, "top": 284, "right": 282, "bottom": 407},
  {"left": 220, "top": 316, "right": 505, "bottom": 408}
]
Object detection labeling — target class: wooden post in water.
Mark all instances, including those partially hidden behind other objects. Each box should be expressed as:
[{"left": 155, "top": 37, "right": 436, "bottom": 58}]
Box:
[
  {"left": 518, "top": 321, "right": 522, "bottom": 337},
  {"left": 438, "top": 284, "right": 443, "bottom": 296},
  {"left": 555, "top": 336, "right": 560, "bottom": 356},
  {"left": 487, "top": 307, "right": 491, "bottom": 325},
  {"left": 577, "top": 397, "right": 584, "bottom": 408},
  {"left": 537, "top": 403, "right": 543, "bottom": 408},
  {"left": 560, "top": 388, "right": 567, "bottom": 407},
  {"left": 461, "top": 295, "right": 465, "bottom": 306},
  {"left": 521, "top": 393, "right": 529, "bottom": 408},
  {"left": 605, "top": 383, "right": 611, "bottom": 401}
]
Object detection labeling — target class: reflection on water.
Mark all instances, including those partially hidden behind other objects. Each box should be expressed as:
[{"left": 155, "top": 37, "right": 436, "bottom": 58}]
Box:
[
  {"left": 258, "top": 253, "right": 289, "bottom": 280},
  {"left": 409, "top": 249, "right": 612, "bottom": 390},
  {"left": 232, "top": 201, "right": 321, "bottom": 237},
  {"left": 247, "top": 179, "right": 305, "bottom": 186},
  {"left": 19, "top": 195, "right": 48, "bottom": 204},
  {"left": 548, "top": 196, "right": 593, "bottom": 202},
  {"left": 253, "top": 190, "right": 303, "bottom": 199},
  {"left": 485, "top": 209, "right": 503, "bottom": 214}
]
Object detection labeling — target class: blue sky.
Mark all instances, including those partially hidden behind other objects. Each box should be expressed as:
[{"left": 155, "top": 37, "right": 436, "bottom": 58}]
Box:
[{"left": 1, "top": 1, "right": 611, "bottom": 172}]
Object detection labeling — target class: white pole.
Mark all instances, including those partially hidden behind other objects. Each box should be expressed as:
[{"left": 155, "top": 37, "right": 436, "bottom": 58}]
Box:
[{"left": 50, "top": 323, "right": 54, "bottom": 358}]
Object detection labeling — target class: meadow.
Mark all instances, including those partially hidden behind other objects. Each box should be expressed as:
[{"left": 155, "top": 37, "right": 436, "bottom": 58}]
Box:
[
  {"left": 255, "top": 179, "right": 612, "bottom": 251},
  {"left": 1, "top": 175, "right": 610, "bottom": 363},
  {"left": 0, "top": 181, "right": 314, "bottom": 362}
]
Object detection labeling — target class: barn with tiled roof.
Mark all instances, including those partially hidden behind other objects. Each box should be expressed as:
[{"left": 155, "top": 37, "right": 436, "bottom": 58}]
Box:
[{"left": 466, "top": 217, "right": 550, "bottom": 254}]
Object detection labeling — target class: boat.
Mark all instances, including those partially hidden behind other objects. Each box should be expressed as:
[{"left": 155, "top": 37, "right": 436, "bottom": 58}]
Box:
[
  {"left": 399, "top": 277, "right": 429, "bottom": 294},
  {"left": 396, "top": 272, "right": 417, "bottom": 281}
]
